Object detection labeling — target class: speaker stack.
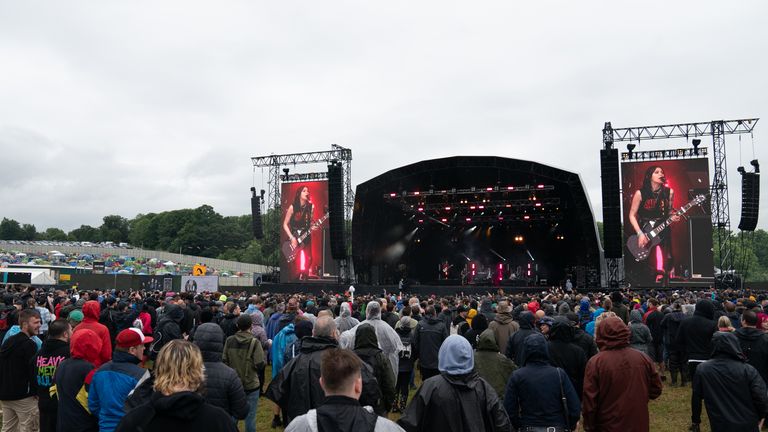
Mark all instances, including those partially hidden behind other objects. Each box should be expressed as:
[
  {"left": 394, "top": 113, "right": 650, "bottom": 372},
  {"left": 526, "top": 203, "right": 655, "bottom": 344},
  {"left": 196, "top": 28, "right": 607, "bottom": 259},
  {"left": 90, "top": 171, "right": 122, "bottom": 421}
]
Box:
[
  {"left": 251, "top": 187, "right": 263, "bottom": 239},
  {"left": 600, "top": 148, "right": 622, "bottom": 258},
  {"left": 328, "top": 163, "right": 347, "bottom": 259},
  {"left": 738, "top": 171, "right": 760, "bottom": 231}
]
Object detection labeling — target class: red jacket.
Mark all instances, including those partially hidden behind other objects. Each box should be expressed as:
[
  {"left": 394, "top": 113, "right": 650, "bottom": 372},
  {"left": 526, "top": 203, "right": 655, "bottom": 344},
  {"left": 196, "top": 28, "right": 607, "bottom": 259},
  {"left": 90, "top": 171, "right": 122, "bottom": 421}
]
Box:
[
  {"left": 582, "top": 316, "right": 662, "bottom": 431},
  {"left": 73, "top": 301, "right": 112, "bottom": 367}
]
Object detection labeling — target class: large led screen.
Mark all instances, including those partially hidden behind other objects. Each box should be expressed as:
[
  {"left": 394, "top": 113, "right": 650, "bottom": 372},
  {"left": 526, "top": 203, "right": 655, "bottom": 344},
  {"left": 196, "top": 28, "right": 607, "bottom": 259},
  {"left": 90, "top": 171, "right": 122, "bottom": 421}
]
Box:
[
  {"left": 621, "top": 158, "right": 714, "bottom": 287},
  {"left": 280, "top": 181, "right": 333, "bottom": 282}
]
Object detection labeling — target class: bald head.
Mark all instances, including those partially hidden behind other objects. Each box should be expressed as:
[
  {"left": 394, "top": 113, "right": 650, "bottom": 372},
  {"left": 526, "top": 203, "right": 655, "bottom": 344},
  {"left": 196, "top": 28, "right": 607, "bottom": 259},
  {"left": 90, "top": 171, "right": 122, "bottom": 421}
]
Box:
[{"left": 313, "top": 316, "right": 338, "bottom": 339}]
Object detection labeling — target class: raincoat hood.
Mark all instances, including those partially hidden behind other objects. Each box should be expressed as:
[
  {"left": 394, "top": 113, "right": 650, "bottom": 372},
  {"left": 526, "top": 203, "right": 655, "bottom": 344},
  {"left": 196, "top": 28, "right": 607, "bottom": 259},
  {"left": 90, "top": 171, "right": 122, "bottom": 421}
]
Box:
[
  {"left": 438, "top": 334, "right": 474, "bottom": 375},
  {"left": 548, "top": 316, "right": 575, "bottom": 342},
  {"left": 71, "top": 328, "right": 103, "bottom": 364},
  {"left": 82, "top": 300, "right": 101, "bottom": 321},
  {"left": 694, "top": 299, "right": 715, "bottom": 320},
  {"left": 476, "top": 328, "right": 499, "bottom": 352},
  {"left": 711, "top": 331, "right": 747, "bottom": 361},
  {"left": 354, "top": 323, "right": 380, "bottom": 351},
  {"left": 595, "top": 316, "right": 630, "bottom": 350},
  {"left": 518, "top": 311, "right": 535, "bottom": 330},
  {"left": 520, "top": 333, "right": 550, "bottom": 366},
  {"left": 340, "top": 302, "right": 353, "bottom": 318},
  {"left": 471, "top": 313, "right": 489, "bottom": 333},
  {"left": 163, "top": 304, "right": 185, "bottom": 323},
  {"left": 630, "top": 309, "right": 644, "bottom": 324},
  {"left": 365, "top": 301, "right": 382, "bottom": 320}
]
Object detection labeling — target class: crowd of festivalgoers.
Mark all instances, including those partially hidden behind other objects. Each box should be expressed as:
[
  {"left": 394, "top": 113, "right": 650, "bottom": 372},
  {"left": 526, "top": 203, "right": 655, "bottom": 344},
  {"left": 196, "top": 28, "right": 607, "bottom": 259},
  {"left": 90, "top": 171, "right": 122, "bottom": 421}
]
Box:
[{"left": 1, "top": 284, "right": 768, "bottom": 431}]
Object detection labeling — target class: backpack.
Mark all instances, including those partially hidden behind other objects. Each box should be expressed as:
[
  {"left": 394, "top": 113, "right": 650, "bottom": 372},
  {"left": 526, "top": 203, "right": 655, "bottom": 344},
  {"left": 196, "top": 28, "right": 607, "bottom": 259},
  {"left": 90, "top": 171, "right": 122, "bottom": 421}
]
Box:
[{"left": 399, "top": 340, "right": 412, "bottom": 360}]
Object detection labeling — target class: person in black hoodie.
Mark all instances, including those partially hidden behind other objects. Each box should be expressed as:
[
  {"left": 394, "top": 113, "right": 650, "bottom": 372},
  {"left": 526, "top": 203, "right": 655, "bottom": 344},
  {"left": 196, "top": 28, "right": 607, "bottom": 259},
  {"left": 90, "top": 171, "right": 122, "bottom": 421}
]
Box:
[
  {"left": 734, "top": 310, "right": 768, "bottom": 386},
  {"left": 266, "top": 316, "right": 383, "bottom": 425},
  {"left": 284, "top": 348, "right": 404, "bottom": 432},
  {"left": 504, "top": 333, "right": 580, "bottom": 431},
  {"left": 691, "top": 332, "right": 768, "bottom": 432},
  {"left": 353, "top": 323, "right": 396, "bottom": 415},
  {"left": 35, "top": 319, "right": 71, "bottom": 432},
  {"left": 394, "top": 316, "right": 414, "bottom": 413},
  {"left": 412, "top": 306, "right": 449, "bottom": 381},
  {"left": 505, "top": 311, "right": 539, "bottom": 366},
  {"left": 547, "top": 316, "right": 588, "bottom": 398},
  {"left": 191, "top": 323, "right": 248, "bottom": 420},
  {"left": 218, "top": 302, "right": 240, "bottom": 338},
  {"left": 0, "top": 308, "right": 41, "bottom": 432},
  {"left": 660, "top": 302, "right": 688, "bottom": 386},
  {"left": 149, "top": 303, "right": 184, "bottom": 360},
  {"left": 115, "top": 340, "right": 237, "bottom": 432},
  {"left": 675, "top": 299, "right": 718, "bottom": 382}
]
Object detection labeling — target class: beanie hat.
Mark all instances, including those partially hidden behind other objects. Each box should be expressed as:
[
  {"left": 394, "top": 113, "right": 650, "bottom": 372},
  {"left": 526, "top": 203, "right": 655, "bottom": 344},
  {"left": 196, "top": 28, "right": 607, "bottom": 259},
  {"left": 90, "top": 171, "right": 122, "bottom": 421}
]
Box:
[
  {"left": 69, "top": 309, "right": 84, "bottom": 323},
  {"left": 438, "top": 334, "right": 474, "bottom": 375}
]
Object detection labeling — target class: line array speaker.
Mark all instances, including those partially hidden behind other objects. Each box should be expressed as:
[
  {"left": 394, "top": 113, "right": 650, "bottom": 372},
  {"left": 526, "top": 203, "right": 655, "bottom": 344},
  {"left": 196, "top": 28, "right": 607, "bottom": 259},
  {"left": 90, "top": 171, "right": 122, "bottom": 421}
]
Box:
[
  {"left": 600, "top": 148, "right": 622, "bottom": 258},
  {"left": 251, "top": 187, "right": 263, "bottom": 239},
  {"left": 738, "top": 172, "right": 760, "bottom": 231},
  {"left": 328, "top": 163, "right": 347, "bottom": 259}
]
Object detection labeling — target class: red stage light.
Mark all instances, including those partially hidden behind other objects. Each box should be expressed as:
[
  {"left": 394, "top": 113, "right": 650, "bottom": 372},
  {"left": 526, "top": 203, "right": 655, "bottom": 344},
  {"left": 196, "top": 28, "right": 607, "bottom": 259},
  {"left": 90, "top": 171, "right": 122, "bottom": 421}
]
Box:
[
  {"left": 486, "top": 187, "right": 493, "bottom": 191},
  {"left": 445, "top": 206, "right": 451, "bottom": 210},
  {"left": 418, "top": 219, "right": 424, "bottom": 223},
  {"left": 498, "top": 263, "right": 503, "bottom": 269},
  {"left": 537, "top": 184, "right": 544, "bottom": 189},
  {"left": 441, "top": 218, "right": 447, "bottom": 222},
  {"left": 535, "top": 203, "right": 542, "bottom": 207},
  {"left": 478, "top": 205, "right": 484, "bottom": 209},
  {"left": 417, "top": 207, "right": 424, "bottom": 211},
  {"left": 523, "top": 215, "right": 530, "bottom": 220},
  {"left": 470, "top": 206, "right": 476, "bottom": 209},
  {"left": 413, "top": 191, "right": 420, "bottom": 195},
  {"left": 390, "top": 193, "right": 396, "bottom": 197},
  {"left": 507, "top": 186, "right": 514, "bottom": 190},
  {"left": 465, "top": 217, "right": 471, "bottom": 222}
]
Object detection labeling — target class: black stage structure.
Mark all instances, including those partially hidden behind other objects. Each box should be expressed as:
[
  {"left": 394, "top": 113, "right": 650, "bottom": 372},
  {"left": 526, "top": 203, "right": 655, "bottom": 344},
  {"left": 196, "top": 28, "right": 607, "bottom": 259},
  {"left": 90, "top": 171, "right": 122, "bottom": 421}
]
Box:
[{"left": 352, "top": 156, "right": 601, "bottom": 289}]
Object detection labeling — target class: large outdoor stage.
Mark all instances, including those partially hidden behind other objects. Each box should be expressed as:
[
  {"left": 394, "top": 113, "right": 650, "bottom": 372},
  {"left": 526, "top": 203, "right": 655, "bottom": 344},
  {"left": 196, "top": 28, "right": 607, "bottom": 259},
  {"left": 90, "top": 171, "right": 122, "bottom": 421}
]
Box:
[
  {"left": 252, "top": 282, "right": 570, "bottom": 296},
  {"left": 351, "top": 156, "right": 602, "bottom": 289}
]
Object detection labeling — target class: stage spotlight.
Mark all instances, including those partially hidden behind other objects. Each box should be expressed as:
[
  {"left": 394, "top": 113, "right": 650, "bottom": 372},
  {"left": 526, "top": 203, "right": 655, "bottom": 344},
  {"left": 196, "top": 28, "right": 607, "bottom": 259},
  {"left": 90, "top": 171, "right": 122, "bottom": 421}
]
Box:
[
  {"left": 751, "top": 159, "right": 760, "bottom": 173},
  {"left": 738, "top": 166, "right": 746, "bottom": 175},
  {"left": 627, "top": 143, "right": 636, "bottom": 159}
]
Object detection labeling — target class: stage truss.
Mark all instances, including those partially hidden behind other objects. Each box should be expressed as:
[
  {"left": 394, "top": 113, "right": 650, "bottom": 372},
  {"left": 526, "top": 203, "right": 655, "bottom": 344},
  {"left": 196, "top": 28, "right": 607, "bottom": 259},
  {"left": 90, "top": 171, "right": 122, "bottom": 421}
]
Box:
[
  {"left": 602, "top": 118, "right": 759, "bottom": 288},
  {"left": 251, "top": 144, "right": 354, "bottom": 282}
]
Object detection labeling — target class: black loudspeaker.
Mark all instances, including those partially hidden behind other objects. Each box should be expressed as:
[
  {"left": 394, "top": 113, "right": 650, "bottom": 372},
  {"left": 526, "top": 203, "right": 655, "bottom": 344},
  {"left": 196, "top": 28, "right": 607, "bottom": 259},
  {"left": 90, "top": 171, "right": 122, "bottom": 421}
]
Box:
[
  {"left": 251, "top": 188, "right": 263, "bottom": 239},
  {"left": 738, "top": 172, "right": 760, "bottom": 231},
  {"left": 600, "top": 148, "right": 622, "bottom": 258},
  {"left": 328, "top": 163, "right": 346, "bottom": 259}
]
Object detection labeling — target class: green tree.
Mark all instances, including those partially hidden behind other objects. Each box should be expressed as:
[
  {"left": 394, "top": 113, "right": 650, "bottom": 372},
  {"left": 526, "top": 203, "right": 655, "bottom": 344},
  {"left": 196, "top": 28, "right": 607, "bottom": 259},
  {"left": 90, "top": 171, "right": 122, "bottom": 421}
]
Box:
[
  {"left": 20, "top": 224, "right": 37, "bottom": 241},
  {"left": 0, "top": 218, "right": 22, "bottom": 240},
  {"left": 100, "top": 215, "right": 130, "bottom": 242},
  {"left": 68, "top": 225, "right": 101, "bottom": 242},
  {"left": 41, "top": 227, "right": 68, "bottom": 241}
]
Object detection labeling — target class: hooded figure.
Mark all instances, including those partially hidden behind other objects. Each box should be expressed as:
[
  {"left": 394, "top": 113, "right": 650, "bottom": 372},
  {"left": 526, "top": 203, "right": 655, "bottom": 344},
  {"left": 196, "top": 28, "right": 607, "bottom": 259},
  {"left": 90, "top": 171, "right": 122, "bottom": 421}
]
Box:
[
  {"left": 149, "top": 303, "right": 184, "bottom": 359},
  {"left": 398, "top": 335, "right": 511, "bottom": 432},
  {"left": 54, "top": 329, "right": 103, "bottom": 432},
  {"left": 462, "top": 313, "right": 488, "bottom": 349},
  {"left": 547, "top": 316, "right": 587, "bottom": 398},
  {"left": 340, "top": 301, "right": 403, "bottom": 378},
  {"left": 692, "top": 332, "right": 768, "bottom": 432},
  {"left": 74, "top": 301, "right": 112, "bottom": 367},
  {"left": 248, "top": 308, "right": 269, "bottom": 349},
  {"left": 661, "top": 302, "right": 688, "bottom": 385},
  {"left": 629, "top": 309, "right": 652, "bottom": 354},
  {"left": 503, "top": 333, "right": 580, "bottom": 431},
  {"left": 474, "top": 329, "right": 516, "bottom": 401},
  {"left": 505, "top": 311, "right": 538, "bottom": 365},
  {"left": 675, "top": 299, "right": 718, "bottom": 378},
  {"left": 353, "top": 324, "right": 396, "bottom": 415},
  {"left": 578, "top": 298, "right": 592, "bottom": 328},
  {"left": 582, "top": 317, "right": 662, "bottom": 432},
  {"left": 192, "top": 323, "right": 248, "bottom": 419},
  {"left": 334, "top": 302, "right": 359, "bottom": 333}
]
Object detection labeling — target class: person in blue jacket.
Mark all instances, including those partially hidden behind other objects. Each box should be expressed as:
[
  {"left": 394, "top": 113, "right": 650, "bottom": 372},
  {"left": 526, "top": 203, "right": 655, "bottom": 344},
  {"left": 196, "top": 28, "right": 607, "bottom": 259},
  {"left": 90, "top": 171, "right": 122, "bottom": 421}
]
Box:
[{"left": 88, "top": 328, "right": 153, "bottom": 432}]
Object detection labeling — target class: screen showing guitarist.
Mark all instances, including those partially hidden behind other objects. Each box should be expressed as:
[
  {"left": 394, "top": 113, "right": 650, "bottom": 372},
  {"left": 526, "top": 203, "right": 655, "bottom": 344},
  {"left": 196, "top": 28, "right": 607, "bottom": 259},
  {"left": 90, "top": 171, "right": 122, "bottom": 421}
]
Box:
[
  {"left": 627, "top": 166, "right": 681, "bottom": 284},
  {"left": 283, "top": 185, "right": 314, "bottom": 280}
]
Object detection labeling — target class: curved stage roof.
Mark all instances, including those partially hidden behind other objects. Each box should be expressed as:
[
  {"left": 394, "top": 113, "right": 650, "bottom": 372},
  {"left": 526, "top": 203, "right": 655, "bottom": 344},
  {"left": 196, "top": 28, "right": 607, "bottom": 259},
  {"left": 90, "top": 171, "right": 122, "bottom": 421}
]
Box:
[{"left": 352, "top": 156, "right": 601, "bottom": 287}]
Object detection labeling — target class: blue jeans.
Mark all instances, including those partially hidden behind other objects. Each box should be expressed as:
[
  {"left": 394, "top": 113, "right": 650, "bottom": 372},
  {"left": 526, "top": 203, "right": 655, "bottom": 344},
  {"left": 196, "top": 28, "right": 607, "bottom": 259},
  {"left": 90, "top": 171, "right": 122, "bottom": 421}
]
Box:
[{"left": 245, "top": 390, "right": 260, "bottom": 432}]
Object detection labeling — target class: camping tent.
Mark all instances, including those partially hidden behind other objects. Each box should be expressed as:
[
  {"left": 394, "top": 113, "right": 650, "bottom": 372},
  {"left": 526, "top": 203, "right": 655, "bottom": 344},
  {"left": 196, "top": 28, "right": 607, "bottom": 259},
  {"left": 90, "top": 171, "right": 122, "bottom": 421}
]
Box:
[{"left": 0, "top": 268, "right": 57, "bottom": 285}]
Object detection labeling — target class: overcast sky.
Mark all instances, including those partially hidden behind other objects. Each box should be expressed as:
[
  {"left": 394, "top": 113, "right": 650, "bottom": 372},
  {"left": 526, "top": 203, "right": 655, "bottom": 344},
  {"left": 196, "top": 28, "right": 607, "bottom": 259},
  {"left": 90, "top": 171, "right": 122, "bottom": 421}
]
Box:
[{"left": 1, "top": 1, "right": 766, "bottom": 233}]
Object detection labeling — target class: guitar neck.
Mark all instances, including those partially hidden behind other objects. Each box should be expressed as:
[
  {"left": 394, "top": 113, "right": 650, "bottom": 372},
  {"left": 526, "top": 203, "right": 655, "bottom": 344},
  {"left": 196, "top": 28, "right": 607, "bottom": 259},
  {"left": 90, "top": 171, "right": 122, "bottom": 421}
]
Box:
[{"left": 648, "top": 200, "right": 698, "bottom": 237}]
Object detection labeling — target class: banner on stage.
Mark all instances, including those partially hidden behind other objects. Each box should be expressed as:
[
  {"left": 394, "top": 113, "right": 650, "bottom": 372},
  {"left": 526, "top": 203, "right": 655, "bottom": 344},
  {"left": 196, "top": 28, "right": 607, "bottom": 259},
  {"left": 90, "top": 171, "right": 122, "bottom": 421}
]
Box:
[{"left": 181, "top": 275, "right": 219, "bottom": 293}]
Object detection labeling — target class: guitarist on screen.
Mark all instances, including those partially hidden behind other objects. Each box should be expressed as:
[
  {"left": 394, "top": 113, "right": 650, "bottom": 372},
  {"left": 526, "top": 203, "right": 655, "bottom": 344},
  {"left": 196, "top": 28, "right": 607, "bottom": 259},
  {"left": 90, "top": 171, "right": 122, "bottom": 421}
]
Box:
[
  {"left": 283, "top": 185, "right": 314, "bottom": 280},
  {"left": 628, "top": 165, "right": 681, "bottom": 284}
]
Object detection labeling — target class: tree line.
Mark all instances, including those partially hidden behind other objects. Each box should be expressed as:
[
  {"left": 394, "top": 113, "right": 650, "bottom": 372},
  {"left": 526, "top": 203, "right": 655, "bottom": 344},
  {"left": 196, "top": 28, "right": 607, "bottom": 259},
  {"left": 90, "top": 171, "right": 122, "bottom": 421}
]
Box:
[{"left": 2, "top": 212, "right": 766, "bottom": 281}]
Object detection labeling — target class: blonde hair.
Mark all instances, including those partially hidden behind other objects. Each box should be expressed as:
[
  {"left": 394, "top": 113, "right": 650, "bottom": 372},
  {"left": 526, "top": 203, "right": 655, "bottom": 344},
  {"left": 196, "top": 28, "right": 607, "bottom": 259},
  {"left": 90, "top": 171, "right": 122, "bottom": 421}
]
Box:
[
  {"left": 717, "top": 316, "right": 735, "bottom": 332},
  {"left": 153, "top": 340, "right": 205, "bottom": 396},
  {"left": 594, "top": 311, "right": 618, "bottom": 330}
]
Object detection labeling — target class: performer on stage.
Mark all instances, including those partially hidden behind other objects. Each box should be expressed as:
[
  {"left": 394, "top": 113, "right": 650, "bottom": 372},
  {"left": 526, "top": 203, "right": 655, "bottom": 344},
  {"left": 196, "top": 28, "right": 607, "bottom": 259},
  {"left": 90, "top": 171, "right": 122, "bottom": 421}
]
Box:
[
  {"left": 283, "top": 185, "right": 314, "bottom": 279},
  {"left": 628, "top": 166, "right": 680, "bottom": 284}
]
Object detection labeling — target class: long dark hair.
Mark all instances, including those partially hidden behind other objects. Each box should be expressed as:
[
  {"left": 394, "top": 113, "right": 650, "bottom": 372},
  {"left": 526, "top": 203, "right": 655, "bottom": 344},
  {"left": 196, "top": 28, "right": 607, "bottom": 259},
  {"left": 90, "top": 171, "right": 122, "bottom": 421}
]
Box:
[
  {"left": 641, "top": 165, "right": 663, "bottom": 196},
  {"left": 292, "top": 185, "right": 309, "bottom": 211}
]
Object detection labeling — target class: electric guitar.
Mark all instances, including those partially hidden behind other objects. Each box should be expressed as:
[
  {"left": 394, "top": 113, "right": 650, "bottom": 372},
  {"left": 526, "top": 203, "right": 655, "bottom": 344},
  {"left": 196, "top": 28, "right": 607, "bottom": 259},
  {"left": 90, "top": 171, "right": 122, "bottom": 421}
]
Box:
[
  {"left": 282, "top": 213, "right": 329, "bottom": 263},
  {"left": 626, "top": 194, "right": 707, "bottom": 262}
]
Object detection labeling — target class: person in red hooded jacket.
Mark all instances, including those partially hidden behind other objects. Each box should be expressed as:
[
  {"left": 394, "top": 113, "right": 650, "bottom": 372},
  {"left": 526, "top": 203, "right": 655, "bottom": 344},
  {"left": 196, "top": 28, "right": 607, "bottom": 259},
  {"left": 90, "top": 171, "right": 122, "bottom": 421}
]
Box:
[
  {"left": 73, "top": 301, "right": 112, "bottom": 367},
  {"left": 53, "top": 328, "right": 103, "bottom": 432},
  {"left": 582, "top": 316, "right": 662, "bottom": 431}
]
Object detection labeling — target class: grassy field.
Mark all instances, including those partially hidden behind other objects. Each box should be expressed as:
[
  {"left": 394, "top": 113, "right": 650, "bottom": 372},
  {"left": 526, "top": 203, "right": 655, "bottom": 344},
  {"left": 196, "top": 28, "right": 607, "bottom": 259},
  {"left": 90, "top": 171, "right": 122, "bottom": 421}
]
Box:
[{"left": 250, "top": 368, "right": 710, "bottom": 431}]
